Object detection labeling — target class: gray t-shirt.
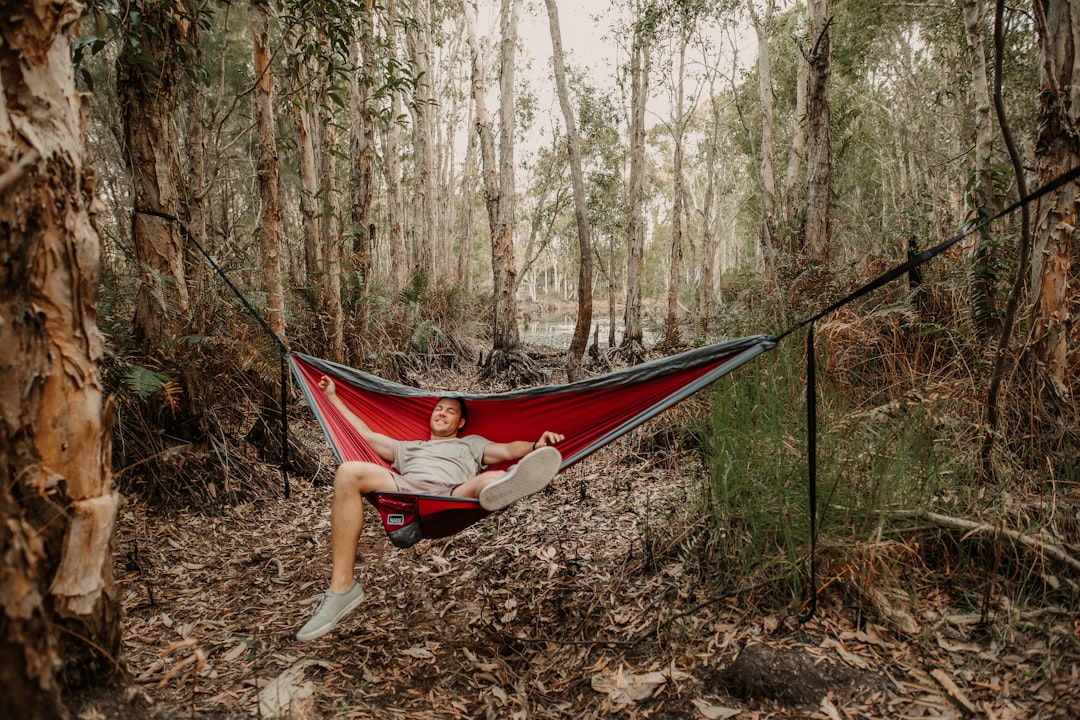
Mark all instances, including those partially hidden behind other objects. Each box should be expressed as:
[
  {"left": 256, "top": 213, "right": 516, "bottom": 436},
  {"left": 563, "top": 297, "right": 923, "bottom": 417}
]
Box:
[{"left": 391, "top": 435, "right": 491, "bottom": 487}]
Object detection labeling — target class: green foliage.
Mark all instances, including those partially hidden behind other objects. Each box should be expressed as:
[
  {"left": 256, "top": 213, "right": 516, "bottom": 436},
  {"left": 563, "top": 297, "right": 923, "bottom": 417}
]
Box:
[
  {"left": 690, "top": 330, "right": 958, "bottom": 606},
  {"left": 123, "top": 365, "right": 173, "bottom": 400}
]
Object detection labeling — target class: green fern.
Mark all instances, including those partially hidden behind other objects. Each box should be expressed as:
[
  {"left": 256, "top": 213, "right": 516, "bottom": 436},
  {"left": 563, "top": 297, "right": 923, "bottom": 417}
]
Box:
[{"left": 124, "top": 365, "right": 172, "bottom": 399}]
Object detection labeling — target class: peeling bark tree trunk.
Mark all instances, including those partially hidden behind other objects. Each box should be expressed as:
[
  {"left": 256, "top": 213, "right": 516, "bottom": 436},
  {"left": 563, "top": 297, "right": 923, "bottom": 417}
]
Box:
[
  {"left": 1, "top": 2, "right": 120, "bottom": 716},
  {"left": 251, "top": 0, "right": 285, "bottom": 341},
  {"left": 802, "top": 0, "right": 832, "bottom": 266},
  {"left": 119, "top": 0, "right": 191, "bottom": 352},
  {"left": 383, "top": 0, "right": 407, "bottom": 295},
  {"left": 286, "top": 28, "right": 322, "bottom": 283},
  {"left": 544, "top": 0, "right": 593, "bottom": 381},
  {"left": 1030, "top": 0, "right": 1078, "bottom": 399}
]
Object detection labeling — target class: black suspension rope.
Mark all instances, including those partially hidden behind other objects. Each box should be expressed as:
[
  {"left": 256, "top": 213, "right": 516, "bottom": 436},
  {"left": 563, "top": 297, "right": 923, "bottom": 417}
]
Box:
[
  {"left": 799, "top": 323, "right": 818, "bottom": 623},
  {"left": 132, "top": 207, "right": 291, "bottom": 500},
  {"left": 781, "top": 163, "right": 1080, "bottom": 623}
]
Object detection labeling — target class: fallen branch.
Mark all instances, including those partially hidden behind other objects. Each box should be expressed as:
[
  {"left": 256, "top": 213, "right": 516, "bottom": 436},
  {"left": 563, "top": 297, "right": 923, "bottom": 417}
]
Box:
[{"left": 896, "top": 510, "right": 1080, "bottom": 576}]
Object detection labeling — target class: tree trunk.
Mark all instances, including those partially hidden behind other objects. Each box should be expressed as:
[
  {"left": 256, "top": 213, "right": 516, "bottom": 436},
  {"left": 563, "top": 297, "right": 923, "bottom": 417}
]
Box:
[
  {"left": 664, "top": 35, "right": 687, "bottom": 349},
  {"left": 1, "top": 2, "right": 120, "bottom": 716},
  {"left": 407, "top": 0, "right": 436, "bottom": 280},
  {"left": 458, "top": 97, "right": 478, "bottom": 292},
  {"left": 748, "top": 0, "right": 778, "bottom": 257},
  {"left": 963, "top": 0, "right": 1000, "bottom": 339},
  {"left": 783, "top": 12, "right": 807, "bottom": 241},
  {"left": 700, "top": 91, "right": 721, "bottom": 333},
  {"left": 318, "top": 48, "right": 344, "bottom": 362},
  {"left": 1029, "top": 0, "right": 1079, "bottom": 399},
  {"left": 183, "top": 0, "right": 210, "bottom": 308},
  {"left": 350, "top": 4, "right": 377, "bottom": 341},
  {"left": 491, "top": 0, "right": 522, "bottom": 354},
  {"left": 119, "top": 0, "right": 191, "bottom": 352},
  {"left": 803, "top": 0, "right": 832, "bottom": 267},
  {"left": 287, "top": 38, "right": 322, "bottom": 282},
  {"left": 467, "top": 0, "right": 521, "bottom": 359},
  {"left": 382, "top": 0, "right": 407, "bottom": 295},
  {"left": 544, "top": 0, "right": 593, "bottom": 381},
  {"left": 624, "top": 17, "right": 650, "bottom": 355},
  {"left": 251, "top": 0, "right": 285, "bottom": 341}
]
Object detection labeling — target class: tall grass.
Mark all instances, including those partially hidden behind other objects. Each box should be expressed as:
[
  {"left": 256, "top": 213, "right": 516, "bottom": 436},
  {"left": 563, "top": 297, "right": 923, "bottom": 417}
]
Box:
[{"left": 688, "top": 333, "right": 963, "bottom": 608}]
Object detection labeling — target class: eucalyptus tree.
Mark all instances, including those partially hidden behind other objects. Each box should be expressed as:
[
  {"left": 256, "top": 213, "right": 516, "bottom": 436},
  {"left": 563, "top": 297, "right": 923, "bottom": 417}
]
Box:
[
  {"left": 381, "top": 0, "right": 408, "bottom": 294},
  {"left": 963, "top": 0, "right": 1000, "bottom": 339},
  {"left": 747, "top": 0, "right": 779, "bottom": 258},
  {"left": 1, "top": 1, "right": 120, "bottom": 715},
  {"left": 117, "top": 0, "right": 193, "bottom": 352},
  {"left": 623, "top": 0, "right": 652, "bottom": 358},
  {"left": 349, "top": 0, "right": 377, "bottom": 339},
  {"left": 544, "top": 0, "right": 594, "bottom": 380},
  {"left": 250, "top": 0, "right": 285, "bottom": 341},
  {"left": 406, "top": 0, "right": 437, "bottom": 279},
  {"left": 1030, "top": 0, "right": 1079, "bottom": 402},
  {"left": 803, "top": 0, "right": 832, "bottom": 266},
  {"left": 467, "top": 0, "right": 527, "bottom": 371}
]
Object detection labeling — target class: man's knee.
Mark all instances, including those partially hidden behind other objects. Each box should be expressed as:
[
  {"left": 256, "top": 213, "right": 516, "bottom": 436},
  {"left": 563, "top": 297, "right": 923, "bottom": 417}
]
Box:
[{"left": 334, "top": 461, "right": 388, "bottom": 494}]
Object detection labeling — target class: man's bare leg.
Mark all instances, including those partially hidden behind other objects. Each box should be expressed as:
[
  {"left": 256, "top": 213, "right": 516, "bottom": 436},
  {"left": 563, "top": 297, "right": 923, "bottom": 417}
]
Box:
[
  {"left": 451, "top": 469, "right": 504, "bottom": 499},
  {"left": 328, "top": 461, "right": 395, "bottom": 593}
]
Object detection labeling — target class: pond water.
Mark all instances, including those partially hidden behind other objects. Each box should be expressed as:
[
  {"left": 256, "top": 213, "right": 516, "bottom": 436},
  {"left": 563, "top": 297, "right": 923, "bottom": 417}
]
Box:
[{"left": 519, "top": 315, "right": 658, "bottom": 349}]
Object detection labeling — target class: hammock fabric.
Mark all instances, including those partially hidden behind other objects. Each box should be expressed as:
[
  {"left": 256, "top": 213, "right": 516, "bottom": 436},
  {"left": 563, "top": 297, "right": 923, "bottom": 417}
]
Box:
[{"left": 290, "top": 335, "right": 775, "bottom": 546}]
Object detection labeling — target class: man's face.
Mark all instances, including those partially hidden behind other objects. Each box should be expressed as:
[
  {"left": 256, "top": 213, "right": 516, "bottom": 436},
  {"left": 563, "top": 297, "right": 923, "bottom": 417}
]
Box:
[{"left": 429, "top": 398, "right": 465, "bottom": 438}]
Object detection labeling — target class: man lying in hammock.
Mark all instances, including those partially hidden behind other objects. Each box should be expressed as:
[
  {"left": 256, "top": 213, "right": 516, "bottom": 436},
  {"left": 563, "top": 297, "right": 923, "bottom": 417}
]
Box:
[{"left": 297, "top": 375, "right": 564, "bottom": 641}]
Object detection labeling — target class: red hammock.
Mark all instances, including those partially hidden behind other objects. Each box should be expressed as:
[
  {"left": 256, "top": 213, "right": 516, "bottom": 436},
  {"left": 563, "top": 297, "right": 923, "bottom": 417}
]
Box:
[{"left": 290, "top": 336, "right": 774, "bottom": 546}]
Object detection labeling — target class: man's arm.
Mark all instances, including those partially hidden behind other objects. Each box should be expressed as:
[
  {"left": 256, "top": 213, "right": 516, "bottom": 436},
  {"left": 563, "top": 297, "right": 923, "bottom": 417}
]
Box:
[
  {"left": 482, "top": 430, "right": 565, "bottom": 465},
  {"left": 318, "top": 375, "right": 396, "bottom": 462}
]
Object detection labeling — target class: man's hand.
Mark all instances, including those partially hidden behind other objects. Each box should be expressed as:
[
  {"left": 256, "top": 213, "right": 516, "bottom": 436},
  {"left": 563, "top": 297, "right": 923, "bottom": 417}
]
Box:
[
  {"left": 318, "top": 375, "right": 336, "bottom": 397},
  {"left": 533, "top": 430, "right": 565, "bottom": 450}
]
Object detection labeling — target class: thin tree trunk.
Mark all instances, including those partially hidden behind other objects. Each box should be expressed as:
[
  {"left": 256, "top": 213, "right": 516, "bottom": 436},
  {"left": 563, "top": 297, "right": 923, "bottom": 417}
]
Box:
[
  {"left": 318, "top": 48, "right": 344, "bottom": 362},
  {"left": 664, "top": 35, "right": 687, "bottom": 348},
  {"left": 784, "top": 13, "right": 807, "bottom": 237},
  {"left": 747, "top": 0, "right": 778, "bottom": 256},
  {"left": 350, "top": 4, "right": 376, "bottom": 340},
  {"left": 383, "top": 0, "right": 407, "bottom": 295},
  {"left": 251, "top": 0, "right": 285, "bottom": 341},
  {"left": 624, "top": 13, "right": 649, "bottom": 355},
  {"left": 1, "top": 2, "right": 120, "bottom": 715},
  {"left": 407, "top": 0, "right": 436, "bottom": 280},
  {"left": 700, "top": 92, "right": 721, "bottom": 332},
  {"left": 1029, "top": 0, "right": 1078, "bottom": 399},
  {"left": 183, "top": 0, "right": 210, "bottom": 307},
  {"left": 287, "top": 34, "right": 322, "bottom": 282},
  {"left": 458, "top": 97, "right": 478, "bottom": 292},
  {"left": 803, "top": 0, "right": 832, "bottom": 266},
  {"left": 544, "top": 0, "right": 593, "bottom": 381},
  {"left": 491, "top": 0, "right": 522, "bottom": 354},
  {"left": 963, "top": 0, "right": 1000, "bottom": 339}
]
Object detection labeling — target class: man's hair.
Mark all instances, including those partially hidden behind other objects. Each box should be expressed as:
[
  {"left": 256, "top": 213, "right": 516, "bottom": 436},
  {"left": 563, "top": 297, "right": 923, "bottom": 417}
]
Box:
[{"left": 437, "top": 396, "right": 467, "bottom": 425}]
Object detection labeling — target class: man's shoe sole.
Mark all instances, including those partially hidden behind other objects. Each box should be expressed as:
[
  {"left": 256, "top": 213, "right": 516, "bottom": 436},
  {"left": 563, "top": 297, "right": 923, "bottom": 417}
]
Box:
[{"left": 479, "top": 446, "right": 561, "bottom": 511}]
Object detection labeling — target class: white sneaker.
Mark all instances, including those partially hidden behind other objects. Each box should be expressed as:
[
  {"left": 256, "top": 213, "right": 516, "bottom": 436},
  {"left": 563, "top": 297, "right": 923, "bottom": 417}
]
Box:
[
  {"left": 479, "top": 446, "right": 562, "bottom": 511},
  {"left": 296, "top": 581, "right": 365, "bottom": 641}
]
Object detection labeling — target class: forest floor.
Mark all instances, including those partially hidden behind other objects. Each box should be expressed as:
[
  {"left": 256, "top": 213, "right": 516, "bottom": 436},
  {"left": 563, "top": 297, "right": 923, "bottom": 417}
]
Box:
[{"left": 76, "top": 348, "right": 1080, "bottom": 720}]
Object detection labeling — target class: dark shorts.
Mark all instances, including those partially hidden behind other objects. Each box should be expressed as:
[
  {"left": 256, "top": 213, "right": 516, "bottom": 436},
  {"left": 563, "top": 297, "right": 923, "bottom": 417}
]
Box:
[{"left": 388, "top": 469, "right": 460, "bottom": 496}]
